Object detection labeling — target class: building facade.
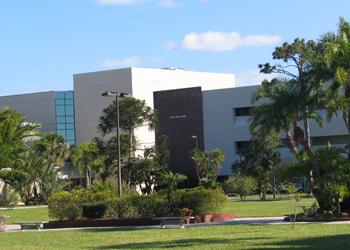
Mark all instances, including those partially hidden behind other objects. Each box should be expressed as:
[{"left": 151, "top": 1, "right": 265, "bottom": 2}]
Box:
[{"left": 1, "top": 67, "right": 349, "bottom": 181}]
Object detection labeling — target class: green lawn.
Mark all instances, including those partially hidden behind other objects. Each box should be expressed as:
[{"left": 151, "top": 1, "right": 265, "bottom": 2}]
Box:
[
  {"left": 0, "top": 206, "right": 49, "bottom": 223},
  {"left": 222, "top": 196, "right": 316, "bottom": 218},
  {"left": 1, "top": 224, "right": 350, "bottom": 249},
  {"left": 0, "top": 196, "right": 315, "bottom": 224}
]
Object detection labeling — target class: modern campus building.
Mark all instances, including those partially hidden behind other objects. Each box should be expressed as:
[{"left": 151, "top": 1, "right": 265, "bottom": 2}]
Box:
[{"left": 1, "top": 67, "right": 349, "bottom": 182}]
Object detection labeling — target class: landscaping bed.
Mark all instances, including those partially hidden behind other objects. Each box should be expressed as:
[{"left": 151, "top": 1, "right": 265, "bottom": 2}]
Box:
[
  {"left": 284, "top": 213, "right": 350, "bottom": 222},
  {"left": 44, "top": 212, "right": 235, "bottom": 229},
  {"left": 43, "top": 218, "right": 159, "bottom": 229}
]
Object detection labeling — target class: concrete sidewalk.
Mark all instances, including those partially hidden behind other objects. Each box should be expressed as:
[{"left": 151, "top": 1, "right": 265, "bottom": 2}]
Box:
[{"left": 3, "top": 216, "right": 350, "bottom": 233}]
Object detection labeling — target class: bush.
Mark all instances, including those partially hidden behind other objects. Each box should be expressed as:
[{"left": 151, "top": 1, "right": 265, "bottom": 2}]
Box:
[
  {"left": 0, "top": 186, "right": 19, "bottom": 209},
  {"left": 82, "top": 203, "right": 107, "bottom": 219},
  {"left": 179, "top": 188, "right": 227, "bottom": 215},
  {"left": 48, "top": 191, "right": 82, "bottom": 220},
  {"left": 116, "top": 194, "right": 166, "bottom": 218},
  {"left": 223, "top": 174, "right": 258, "bottom": 199}
]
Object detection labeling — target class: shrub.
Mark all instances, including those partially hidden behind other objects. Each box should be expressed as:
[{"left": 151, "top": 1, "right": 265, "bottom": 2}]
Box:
[
  {"left": 82, "top": 203, "right": 107, "bottom": 219},
  {"left": 223, "top": 174, "right": 258, "bottom": 199},
  {"left": 0, "top": 186, "right": 19, "bottom": 209},
  {"left": 48, "top": 191, "right": 82, "bottom": 220},
  {"left": 116, "top": 194, "right": 166, "bottom": 218},
  {"left": 179, "top": 188, "right": 227, "bottom": 215}
]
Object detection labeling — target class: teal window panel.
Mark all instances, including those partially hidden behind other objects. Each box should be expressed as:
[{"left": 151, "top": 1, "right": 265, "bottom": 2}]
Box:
[
  {"left": 55, "top": 92, "right": 65, "bottom": 99},
  {"left": 66, "top": 130, "right": 75, "bottom": 141},
  {"left": 56, "top": 106, "right": 65, "bottom": 116},
  {"left": 56, "top": 124, "right": 66, "bottom": 130},
  {"left": 66, "top": 116, "right": 74, "bottom": 123},
  {"left": 57, "top": 130, "right": 66, "bottom": 138},
  {"left": 56, "top": 116, "right": 65, "bottom": 123},
  {"left": 65, "top": 91, "right": 74, "bottom": 99},
  {"left": 65, "top": 105, "right": 74, "bottom": 116}
]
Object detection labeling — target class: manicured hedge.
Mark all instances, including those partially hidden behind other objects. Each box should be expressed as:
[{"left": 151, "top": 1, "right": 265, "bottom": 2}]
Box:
[
  {"left": 48, "top": 187, "right": 227, "bottom": 221},
  {"left": 177, "top": 188, "right": 227, "bottom": 215}
]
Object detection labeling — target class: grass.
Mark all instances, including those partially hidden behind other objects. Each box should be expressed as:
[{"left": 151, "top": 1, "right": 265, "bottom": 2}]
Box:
[
  {"left": 222, "top": 195, "right": 316, "bottom": 218},
  {"left": 0, "top": 206, "right": 49, "bottom": 223},
  {"left": 1, "top": 224, "right": 350, "bottom": 249}
]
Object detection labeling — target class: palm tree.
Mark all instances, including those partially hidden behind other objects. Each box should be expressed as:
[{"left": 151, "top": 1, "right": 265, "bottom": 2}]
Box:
[
  {"left": 159, "top": 171, "right": 187, "bottom": 214},
  {"left": 0, "top": 107, "right": 39, "bottom": 169},
  {"left": 319, "top": 17, "right": 350, "bottom": 157},
  {"left": 71, "top": 142, "right": 104, "bottom": 188}
]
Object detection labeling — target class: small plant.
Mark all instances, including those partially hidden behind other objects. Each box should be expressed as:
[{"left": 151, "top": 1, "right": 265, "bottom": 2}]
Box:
[{"left": 280, "top": 183, "right": 301, "bottom": 228}]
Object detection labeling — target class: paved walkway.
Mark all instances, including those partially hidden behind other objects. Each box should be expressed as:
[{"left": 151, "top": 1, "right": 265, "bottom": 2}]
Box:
[
  {"left": 2, "top": 216, "right": 350, "bottom": 233},
  {"left": 0, "top": 205, "right": 47, "bottom": 211}
]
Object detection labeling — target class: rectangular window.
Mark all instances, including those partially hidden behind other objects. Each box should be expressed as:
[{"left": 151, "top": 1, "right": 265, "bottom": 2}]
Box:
[
  {"left": 56, "top": 124, "right": 66, "bottom": 130},
  {"left": 56, "top": 99, "right": 65, "bottom": 105},
  {"left": 65, "top": 105, "right": 74, "bottom": 116},
  {"left": 66, "top": 130, "right": 75, "bottom": 141},
  {"left": 55, "top": 92, "right": 65, "bottom": 99},
  {"left": 65, "top": 99, "right": 74, "bottom": 105},
  {"left": 56, "top": 106, "right": 65, "bottom": 116},
  {"left": 66, "top": 116, "right": 74, "bottom": 123},
  {"left": 235, "top": 107, "right": 252, "bottom": 117},
  {"left": 236, "top": 141, "right": 251, "bottom": 152},
  {"left": 65, "top": 91, "right": 74, "bottom": 99}
]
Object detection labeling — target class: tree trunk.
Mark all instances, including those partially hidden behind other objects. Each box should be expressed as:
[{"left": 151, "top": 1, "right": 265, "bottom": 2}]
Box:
[
  {"left": 345, "top": 86, "right": 350, "bottom": 159},
  {"left": 85, "top": 169, "right": 91, "bottom": 188}
]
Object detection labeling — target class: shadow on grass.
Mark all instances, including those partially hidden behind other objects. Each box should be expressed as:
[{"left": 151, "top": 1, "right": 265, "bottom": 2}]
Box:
[
  {"left": 252, "top": 234, "right": 350, "bottom": 250},
  {"left": 90, "top": 237, "right": 267, "bottom": 249},
  {"left": 83, "top": 227, "right": 152, "bottom": 233}
]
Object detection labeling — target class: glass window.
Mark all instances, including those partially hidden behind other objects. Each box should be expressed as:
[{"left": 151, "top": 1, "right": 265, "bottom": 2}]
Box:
[
  {"left": 65, "top": 105, "right": 74, "bottom": 116},
  {"left": 56, "top": 116, "right": 65, "bottom": 124},
  {"left": 66, "top": 123, "right": 75, "bottom": 130},
  {"left": 66, "top": 130, "right": 75, "bottom": 141},
  {"left": 55, "top": 92, "right": 65, "bottom": 99},
  {"left": 65, "top": 99, "right": 73, "bottom": 105},
  {"left": 56, "top": 106, "right": 65, "bottom": 116},
  {"left": 56, "top": 124, "right": 66, "bottom": 130},
  {"left": 66, "top": 116, "right": 74, "bottom": 123},
  {"left": 65, "top": 91, "right": 74, "bottom": 99},
  {"left": 67, "top": 140, "right": 75, "bottom": 145},
  {"left": 235, "top": 107, "right": 252, "bottom": 117},
  {"left": 56, "top": 99, "right": 65, "bottom": 105},
  {"left": 57, "top": 130, "right": 66, "bottom": 138}
]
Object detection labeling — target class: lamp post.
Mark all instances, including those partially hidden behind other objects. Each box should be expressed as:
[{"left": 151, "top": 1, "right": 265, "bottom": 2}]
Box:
[
  {"left": 191, "top": 135, "right": 198, "bottom": 149},
  {"left": 102, "top": 91, "right": 129, "bottom": 197}
]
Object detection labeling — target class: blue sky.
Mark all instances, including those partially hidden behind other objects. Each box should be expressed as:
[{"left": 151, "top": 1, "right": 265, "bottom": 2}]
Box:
[{"left": 1, "top": 0, "right": 350, "bottom": 95}]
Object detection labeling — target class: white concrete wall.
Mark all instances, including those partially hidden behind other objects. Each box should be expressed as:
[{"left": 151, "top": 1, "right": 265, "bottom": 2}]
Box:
[
  {"left": 0, "top": 91, "right": 57, "bottom": 133},
  {"left": 203, "top": 85, "right": 350, "bottom": 176},
  {"left": 131, "top": 67, "right": 235, "bottom": 153},
  {"left": 73, "top": 68, "right": 133, "bottom": 144},
  {"left": 202, "top": 86, "right": 258, "bottom": 175},
  {"left": 74, "top": 67, "right": 235, "bottom": 154}
]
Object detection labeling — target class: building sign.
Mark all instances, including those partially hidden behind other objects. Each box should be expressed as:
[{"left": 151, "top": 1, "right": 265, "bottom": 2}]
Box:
[{"left": 169, "top": 115, "right": 187, "bottom": 119}]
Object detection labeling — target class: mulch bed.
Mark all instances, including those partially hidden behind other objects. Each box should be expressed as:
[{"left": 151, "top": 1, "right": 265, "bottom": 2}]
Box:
[
  {"left": 44, "top": 212, "right": 235, "bottom": 229},
  {"left": 284, "top": 215, "right": 350, "bottom": 222},
  {"left": 44, "top": 218, "right": 159, "bottom": 229}
]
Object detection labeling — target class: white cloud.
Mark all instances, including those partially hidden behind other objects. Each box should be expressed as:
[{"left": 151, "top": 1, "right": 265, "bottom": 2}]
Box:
[
  {"left": 101, "top": 56, "right": 163, "bottom": 69},
  {"left": 235, "top": 69, "right": 278, "bottom": 87},
  {"left": 97, "top": 0, "right": 140, "bottom": 6},
  {"left": 181, "top": 32, "right": 281, "bottom": 52}
]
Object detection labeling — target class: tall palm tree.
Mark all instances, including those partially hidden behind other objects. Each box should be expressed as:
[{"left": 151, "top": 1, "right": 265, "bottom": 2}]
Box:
[
  {"left": 71, "top": 142, "right": 104, "bottom": 188},
  {"left": 319, "top": 17, "right": 350, "bottom": 157},
  {"left": 0, "top": 107, "right": 39, "bottom": 169}
]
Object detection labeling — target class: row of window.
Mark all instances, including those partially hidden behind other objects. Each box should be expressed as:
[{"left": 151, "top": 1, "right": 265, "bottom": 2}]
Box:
[{"left": 55, "top": 91, "right": 76, "bottom": 145}]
